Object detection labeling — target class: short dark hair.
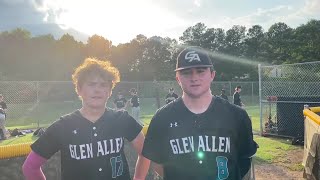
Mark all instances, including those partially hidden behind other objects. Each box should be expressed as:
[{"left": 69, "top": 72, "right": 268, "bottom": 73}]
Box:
[
  {"left": 129, "top": 88, "right": 137, "bottom": 93},
  {"left": 236, "top": 85, "right": 242, "bottom": 89},
  {"left": 169, "top": 88, "right": 174, "bottom": 91},
  {"left": 221, "top": 89, "right": 226, "bottom": 93}
]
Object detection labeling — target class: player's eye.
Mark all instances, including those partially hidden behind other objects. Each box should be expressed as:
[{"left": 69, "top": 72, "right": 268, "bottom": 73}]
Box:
[
  {"left": 100, "top": 82, "right": 110, "bottom": 88},
  {"left": 179, "top": 70, "right": 192, "bottom": 76}
]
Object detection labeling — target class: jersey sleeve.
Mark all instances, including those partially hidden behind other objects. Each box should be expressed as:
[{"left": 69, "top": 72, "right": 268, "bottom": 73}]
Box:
[
  {"left": 31, "top": 119, "right": 63, "bottom": 159},
  {"left": 121, "top": 111, "right": 142, "bottom": 142},
  {"left": 237, "top": 109, "right": 258, "bottom": 177},
  {"left": 142, "top": 112, "right": 167, "bottom": 164}
]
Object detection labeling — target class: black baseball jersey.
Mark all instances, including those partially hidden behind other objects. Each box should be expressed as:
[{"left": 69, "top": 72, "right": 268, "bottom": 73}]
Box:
[
  {"left": 31, "top": 108, "right": 142, "bottom": 180},
  {"left": 142, "top": 97, "right": 257, "bottom": 180},
  {"left": 165, "top": 93, "right": 179, "bottom": 104},
  {"left": 220, "top": 94, "right": 228, "bottom": 101},
  {"left": 114, "top": 97, "right": 127, "bottom": 109},
  {"left": 130, "top": 95, "right": 139, "bottom": 107},
  {"left": 233, "top": 92, "right": 241, "bottom": 106},
  {"left": 0, "top": 101, "right": 7, "bottom": 115}
]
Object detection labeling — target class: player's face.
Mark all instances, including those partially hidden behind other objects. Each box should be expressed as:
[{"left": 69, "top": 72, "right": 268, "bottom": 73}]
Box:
[
  {"left": 77, "top": 76, "right": 112, "bottom": 109},
  {"left": 176, "top": 67, "right": 215, "bottom": 98}
]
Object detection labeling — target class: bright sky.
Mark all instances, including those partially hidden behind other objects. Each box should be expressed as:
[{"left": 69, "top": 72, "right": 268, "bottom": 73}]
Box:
[{"left": 1, "top": 0, "right": 320, "bottom": 45}]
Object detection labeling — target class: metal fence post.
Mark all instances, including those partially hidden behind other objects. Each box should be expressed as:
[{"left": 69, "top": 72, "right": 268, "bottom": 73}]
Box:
[{"left": 258, "top": 64, "right": 263, "bottom": 136}]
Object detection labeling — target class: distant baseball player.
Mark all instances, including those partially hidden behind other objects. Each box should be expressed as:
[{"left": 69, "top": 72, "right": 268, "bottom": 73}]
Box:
[
  {"left": 23, "top": 58, "right": 150, "bottom": 180},
  {"left": 220, "top": 88, "right": 229, "bottom": 101},
  {"left": 165, "top": 88, "right": 178, "bottom": 104},
  {"left": 129, "top": 88, "right": 141, "bottom": 125},
  {"left": 233, "top": 85, "right": 244, "bottom": 107},
  {"left": 113, "top": 91, "right": 127, "bottom": 110},
  {"left": 0, "top": 94, "right": 7, "bottom": 140},
  {"left": 142, "top": 46, "right": 257, "bottom": 180}
]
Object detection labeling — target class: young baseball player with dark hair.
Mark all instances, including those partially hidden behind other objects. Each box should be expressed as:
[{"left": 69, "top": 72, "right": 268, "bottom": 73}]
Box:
[
  {"left": 142, "top": 47, "right": 257, "bottom": 180},
  {"left": 233, "top": 85, "right": 244, "bottom": 107},
  {"left": 113, "top": 91, "right": 128, "bottom": 110},
  {"left": 23, "top": 58, "right": 150, "bottom": 180},
  {"left": 165, "top": 88, "right": 179, "bottom": 104},
  {"left": 220, "top": 89, "right": 229, "bottom": 101}
]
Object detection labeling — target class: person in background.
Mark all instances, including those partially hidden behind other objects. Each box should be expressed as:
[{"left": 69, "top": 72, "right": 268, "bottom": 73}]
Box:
[
  {"left": 165, "top": 88, "right": 179, "bottom": 104},
  {"left": 233, "top": 85, "right": 244, "bottom": 107},
  {"left": 0, "top": 94, "right": 7, "bottom": 140},
  {"left": 22, "top": 58, "right": 150, "bottom": 180},
  {"left": 129, "top": 88, "right": 141, "bottom": 125},
  {"left": 220, "top": 88, "right": 228, "bottom": 101},
  {"left": 142, "top": 46, "right": 257, "bottom": 180},
  {"left": 113, "top": 91, "right": 127, "bottom": 110}
]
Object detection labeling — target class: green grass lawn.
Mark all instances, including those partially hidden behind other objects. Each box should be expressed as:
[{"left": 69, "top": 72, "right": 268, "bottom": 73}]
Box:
[{"left": 254, "top": 135, "right": 304, "bottom": 171}]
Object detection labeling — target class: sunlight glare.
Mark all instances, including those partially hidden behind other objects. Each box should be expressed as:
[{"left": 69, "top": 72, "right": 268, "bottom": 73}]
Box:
[{"left": 55, "top": 0, "right": 186, "bottom": 44}]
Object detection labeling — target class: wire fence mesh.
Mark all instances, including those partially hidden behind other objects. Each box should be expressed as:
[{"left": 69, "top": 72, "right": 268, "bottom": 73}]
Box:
[
  {"left": 259, "top": 61, "right": 320, "bottom": 138},
  {"left": 0, "top": 81, "right": 259, "bottom": 129}
]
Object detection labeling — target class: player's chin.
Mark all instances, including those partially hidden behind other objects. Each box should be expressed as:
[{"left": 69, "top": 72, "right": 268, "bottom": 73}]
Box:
[
  {"left": 89, "top": 102, "right": 106, "bottom": 108},
  {"left": 185, "top": 91, "right": 203, "bottom": 99}
]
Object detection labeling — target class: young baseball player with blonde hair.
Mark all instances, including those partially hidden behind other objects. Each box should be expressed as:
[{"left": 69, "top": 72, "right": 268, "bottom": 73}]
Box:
[{"left": 23, "top": 58, "right": 150, "bottom": 180}]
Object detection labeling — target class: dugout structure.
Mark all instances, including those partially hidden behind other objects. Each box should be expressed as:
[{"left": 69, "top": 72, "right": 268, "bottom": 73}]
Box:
[{"left": 259, "top": 61, "right": 320, "bottom": 139}]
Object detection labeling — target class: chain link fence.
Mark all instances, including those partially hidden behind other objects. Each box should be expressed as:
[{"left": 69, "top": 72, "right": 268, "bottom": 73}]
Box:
[
  {"left": 0, "top": 81, "right": 258, "bottom": 129},
  {"left": 259, "top": 61, "right": 320, "bottom": 138}
]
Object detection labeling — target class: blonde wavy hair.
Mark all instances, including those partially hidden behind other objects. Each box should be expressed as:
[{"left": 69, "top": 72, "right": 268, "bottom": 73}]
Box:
[{"left": 72, "top": 57, "right": 120, "bottom": 94}]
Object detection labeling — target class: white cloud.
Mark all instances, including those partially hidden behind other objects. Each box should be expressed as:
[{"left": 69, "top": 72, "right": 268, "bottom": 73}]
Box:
[
  {"left": 204, "top": 1, "right": 319, "bottom": 31},
  {"left": 194, "top": 0, "right": 201, "bottom": 7},
  {"left": 302, "top": 0, "right": 320, "bottom": 14},
  {"left": 209, "top": 5, "right": 293, "bottom": 30}
]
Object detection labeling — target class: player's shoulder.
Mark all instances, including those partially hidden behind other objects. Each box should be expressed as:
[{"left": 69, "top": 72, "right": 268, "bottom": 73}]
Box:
[
  {"left": 106, "top": 108, "right": 131, "bottom": 120},
  {"left": 60, "top": 110, "right": 81, "bottom": 121},
  {"left": 214, "top": 96, "right": 245, "bottom": 113},
  {"left": 154, "top": 97, "right": 181, "bottom": 118}
]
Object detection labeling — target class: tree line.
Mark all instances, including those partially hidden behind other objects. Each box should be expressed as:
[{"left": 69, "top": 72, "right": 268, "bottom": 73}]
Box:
[{"left": 0, "top": 19, "right": 319, "bottom": 81}]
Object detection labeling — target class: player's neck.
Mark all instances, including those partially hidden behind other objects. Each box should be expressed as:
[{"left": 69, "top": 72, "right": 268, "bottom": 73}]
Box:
[
  {"left": 182, "top": 92, "right": 213, "bottom": 114},
  {"left": 79, "top": 107, "right": 105, "bottom": 123}
]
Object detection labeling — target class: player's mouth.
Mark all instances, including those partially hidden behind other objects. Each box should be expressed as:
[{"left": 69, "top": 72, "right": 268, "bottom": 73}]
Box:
[{"left": 190, "top": 84, "right": 201, "bottom": 87}]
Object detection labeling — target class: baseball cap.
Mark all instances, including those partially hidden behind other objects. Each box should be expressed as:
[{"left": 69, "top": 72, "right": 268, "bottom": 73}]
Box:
[{"left": 175, "top": 46, "right": 213, "bottom": 71}]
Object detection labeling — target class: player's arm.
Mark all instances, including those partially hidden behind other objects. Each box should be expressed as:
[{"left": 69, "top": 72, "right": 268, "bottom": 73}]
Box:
[
  {"left": 131, "top": 132, "right": 151, "bottom": 180},
  {"left": 22, "top": 151, "right": 47, "bottom": 180},
  {"left": 142, "top": 111, "right": 168, "bottom": 178},
  {"left": 129, "top": 98, "right": 133, "bottom": 106},
  {"left": 237, "top": 109, "right": 258, "bottom": 178},
  {"left": 123, "top": 99, "right": 128, "bottom": 109}
]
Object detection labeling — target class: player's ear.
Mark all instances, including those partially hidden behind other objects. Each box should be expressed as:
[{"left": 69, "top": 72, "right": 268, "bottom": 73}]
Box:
[
  {"left": 176, "top": 75, "right": 181, "bottom": 86},
  {"left": 211, "top": 70, "right": 216, "bottom": 80}
]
